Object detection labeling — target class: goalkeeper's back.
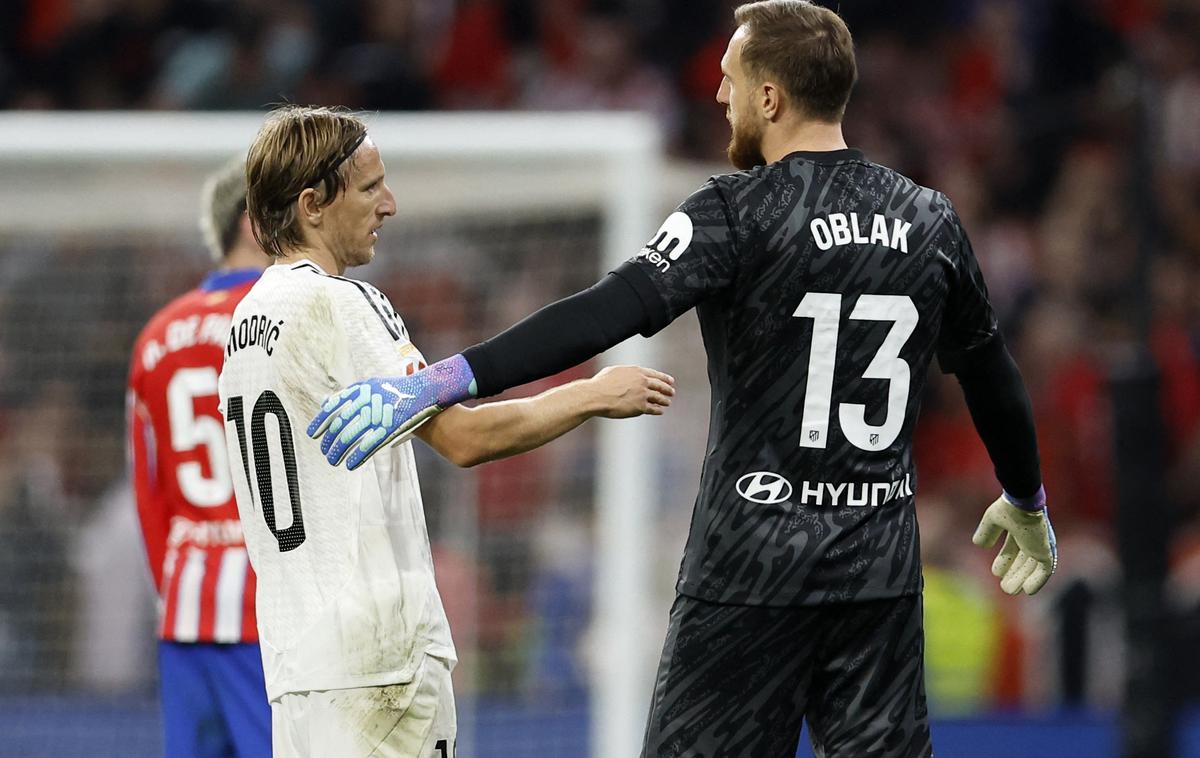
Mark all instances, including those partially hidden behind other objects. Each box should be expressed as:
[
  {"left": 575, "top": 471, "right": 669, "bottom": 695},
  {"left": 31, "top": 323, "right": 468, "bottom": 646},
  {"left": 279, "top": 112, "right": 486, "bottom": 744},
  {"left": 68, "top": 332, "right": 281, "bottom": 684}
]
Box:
[{"left": 217, "top": 260, "right": 453, "bottom": 701}]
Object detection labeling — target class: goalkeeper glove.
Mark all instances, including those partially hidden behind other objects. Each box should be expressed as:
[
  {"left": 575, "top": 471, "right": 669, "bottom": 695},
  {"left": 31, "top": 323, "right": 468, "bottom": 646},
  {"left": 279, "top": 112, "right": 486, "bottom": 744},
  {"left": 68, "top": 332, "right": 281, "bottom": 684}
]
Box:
[
  {"left": 307, "top": 354, "right": 477, "bottom": 470},
  {"left": 972, "top": 487, "right": 1057, "bottom": 596}
]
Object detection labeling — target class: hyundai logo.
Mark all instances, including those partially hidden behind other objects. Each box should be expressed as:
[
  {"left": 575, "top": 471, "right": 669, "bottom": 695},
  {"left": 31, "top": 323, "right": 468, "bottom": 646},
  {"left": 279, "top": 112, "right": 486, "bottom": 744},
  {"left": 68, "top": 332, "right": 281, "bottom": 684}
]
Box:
[{"left": 736, "top": 472, "right": 793, "bottom": 505}]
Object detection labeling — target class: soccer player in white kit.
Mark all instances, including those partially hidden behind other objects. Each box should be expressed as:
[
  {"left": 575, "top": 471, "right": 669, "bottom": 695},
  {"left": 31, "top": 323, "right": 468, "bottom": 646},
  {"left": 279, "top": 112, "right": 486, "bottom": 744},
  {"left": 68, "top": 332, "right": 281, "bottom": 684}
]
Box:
[{"left": 218, "top": 105, "right": 676, "bottom": 757}]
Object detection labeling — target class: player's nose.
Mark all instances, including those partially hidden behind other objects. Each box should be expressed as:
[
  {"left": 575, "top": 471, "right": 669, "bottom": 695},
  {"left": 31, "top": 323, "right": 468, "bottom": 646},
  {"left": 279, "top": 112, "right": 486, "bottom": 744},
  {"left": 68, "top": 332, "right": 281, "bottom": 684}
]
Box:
[{"left": 380, "top": 183, "right": 397, "bottom": 217}]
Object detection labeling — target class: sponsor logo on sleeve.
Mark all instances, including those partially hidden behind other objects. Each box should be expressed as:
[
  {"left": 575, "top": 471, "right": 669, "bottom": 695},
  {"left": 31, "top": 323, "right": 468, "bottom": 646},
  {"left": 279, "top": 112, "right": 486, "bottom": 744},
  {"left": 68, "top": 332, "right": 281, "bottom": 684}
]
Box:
[{"left": 638, "top": 211, "right": 694, "bottom": 272}]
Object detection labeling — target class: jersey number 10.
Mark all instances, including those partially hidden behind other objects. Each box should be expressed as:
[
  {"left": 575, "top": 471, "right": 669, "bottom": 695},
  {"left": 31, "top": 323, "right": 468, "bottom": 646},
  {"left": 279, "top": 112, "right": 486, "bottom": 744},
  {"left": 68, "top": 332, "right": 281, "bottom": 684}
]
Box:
[
  {"left": 793, "top": 293, "right": 918, "bottom": 452},
  {"left": 226, "top": 392, "right": 307, "bottom": 552}
]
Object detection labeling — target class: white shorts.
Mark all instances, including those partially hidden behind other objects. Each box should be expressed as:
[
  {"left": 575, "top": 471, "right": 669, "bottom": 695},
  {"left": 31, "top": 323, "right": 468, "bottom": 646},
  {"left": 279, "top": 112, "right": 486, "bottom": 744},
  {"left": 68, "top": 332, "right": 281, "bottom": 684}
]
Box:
[{"left": 272, "top": 655, "right": 457, "bottom": 758}]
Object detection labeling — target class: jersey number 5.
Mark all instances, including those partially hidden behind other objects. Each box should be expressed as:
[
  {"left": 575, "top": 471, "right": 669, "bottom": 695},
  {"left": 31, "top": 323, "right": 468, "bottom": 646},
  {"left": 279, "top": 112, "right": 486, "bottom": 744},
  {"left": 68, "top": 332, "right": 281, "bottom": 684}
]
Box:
[
  {"left": 793, "top": 293, "right": 918, "bottom": 452},
  {"left": 226, "top": 392, "right": 307, "bottom": 552},
  {"left": 166, "top": 367, "right": 233, "bottom": 507}
]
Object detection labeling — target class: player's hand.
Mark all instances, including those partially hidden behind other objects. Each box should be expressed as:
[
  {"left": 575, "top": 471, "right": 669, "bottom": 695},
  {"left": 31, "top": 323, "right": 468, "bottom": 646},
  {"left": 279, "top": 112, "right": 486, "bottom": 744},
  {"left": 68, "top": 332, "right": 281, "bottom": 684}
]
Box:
[
  {"left": 587, "top": 365, "right": 675, "bottom": 418},
  {"left": 307, "top": 355, "right": 477, "bottom": 470},
  {"left": 972, "top": 489, "right": 1057, "bottom": 596}
]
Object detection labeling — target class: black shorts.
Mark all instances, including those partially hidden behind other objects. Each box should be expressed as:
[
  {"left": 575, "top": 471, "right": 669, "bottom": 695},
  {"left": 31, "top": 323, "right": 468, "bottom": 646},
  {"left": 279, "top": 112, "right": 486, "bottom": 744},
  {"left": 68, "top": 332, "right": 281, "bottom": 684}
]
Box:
[{"left": 641, "top": 593, "right": 932, "bottom": 758}]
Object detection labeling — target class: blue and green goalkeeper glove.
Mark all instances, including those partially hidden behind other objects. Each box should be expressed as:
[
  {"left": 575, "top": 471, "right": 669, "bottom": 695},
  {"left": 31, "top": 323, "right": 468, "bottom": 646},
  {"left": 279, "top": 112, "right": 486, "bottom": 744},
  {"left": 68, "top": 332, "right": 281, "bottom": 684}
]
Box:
[
  {"left": 307, "top": 354, "right": 477, "bottom": 470},
  {"left": 972, "top": 487, "right": 1057, "bottom": 595}
]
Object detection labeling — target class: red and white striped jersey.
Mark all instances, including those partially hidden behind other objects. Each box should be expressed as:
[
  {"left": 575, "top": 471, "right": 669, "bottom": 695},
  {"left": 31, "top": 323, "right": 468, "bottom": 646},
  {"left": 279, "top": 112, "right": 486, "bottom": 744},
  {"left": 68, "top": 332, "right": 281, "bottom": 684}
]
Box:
[{"left": 127, "top": 268, "right": 262, "bottom": 643}]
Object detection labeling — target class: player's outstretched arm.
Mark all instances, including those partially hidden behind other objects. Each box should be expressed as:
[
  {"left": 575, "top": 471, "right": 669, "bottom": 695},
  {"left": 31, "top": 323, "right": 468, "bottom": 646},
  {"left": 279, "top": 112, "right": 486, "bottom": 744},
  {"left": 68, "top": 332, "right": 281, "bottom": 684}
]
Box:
[
  {"left": 972, "top": 489, "right": 1057, "bottom": 595},
  {"left": 414, "top": 365, "right": 675, "bottom": 468},
  {"left": 307, "top": 354, "right": 478, "bottom": 469},
  {"left": 310, "top": 269, "right": 665, "bottom": 469}
]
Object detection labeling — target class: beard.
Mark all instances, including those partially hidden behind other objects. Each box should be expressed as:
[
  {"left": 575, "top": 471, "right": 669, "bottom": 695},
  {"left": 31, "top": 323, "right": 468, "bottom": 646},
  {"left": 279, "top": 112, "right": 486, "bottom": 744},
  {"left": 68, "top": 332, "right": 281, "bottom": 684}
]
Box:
[
  {"left": 349, "top": 243, "right": 375, "bottom": 268},
  {"left": 336, "top": 237, "right": 375, "bottom": 270},
  {"left": 726, "top": 113, "right": 766, "bottom": 170}
]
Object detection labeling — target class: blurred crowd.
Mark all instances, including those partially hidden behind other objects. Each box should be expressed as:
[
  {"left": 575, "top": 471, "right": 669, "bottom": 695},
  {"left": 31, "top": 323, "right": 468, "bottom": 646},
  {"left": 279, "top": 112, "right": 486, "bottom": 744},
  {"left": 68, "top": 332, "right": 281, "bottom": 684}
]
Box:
[{"left": 2, "top": 0, "right": 1200, "bottom": 727}]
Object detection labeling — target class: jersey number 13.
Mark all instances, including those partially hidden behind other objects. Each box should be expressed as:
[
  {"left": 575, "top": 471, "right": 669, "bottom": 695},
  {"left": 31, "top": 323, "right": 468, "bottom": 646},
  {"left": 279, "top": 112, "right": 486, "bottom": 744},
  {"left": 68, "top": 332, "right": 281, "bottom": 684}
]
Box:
[{"left": 793, "top": 293, "right": 918, "bottom": 452}]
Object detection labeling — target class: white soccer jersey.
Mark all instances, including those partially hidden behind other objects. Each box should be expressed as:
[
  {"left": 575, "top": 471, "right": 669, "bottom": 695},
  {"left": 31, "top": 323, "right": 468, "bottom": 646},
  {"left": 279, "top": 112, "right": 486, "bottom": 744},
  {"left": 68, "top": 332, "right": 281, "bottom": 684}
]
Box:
[{"left": 217, "top": 260, "right": 454, "bottom": 701}]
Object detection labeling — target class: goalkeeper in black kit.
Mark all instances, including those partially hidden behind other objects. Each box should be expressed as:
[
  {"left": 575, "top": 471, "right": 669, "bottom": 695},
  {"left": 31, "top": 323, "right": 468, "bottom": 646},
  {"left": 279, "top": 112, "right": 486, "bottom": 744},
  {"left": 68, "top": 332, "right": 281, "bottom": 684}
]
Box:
[{"left": 308, "top": 2, "right": 1056, "bottom": 755}]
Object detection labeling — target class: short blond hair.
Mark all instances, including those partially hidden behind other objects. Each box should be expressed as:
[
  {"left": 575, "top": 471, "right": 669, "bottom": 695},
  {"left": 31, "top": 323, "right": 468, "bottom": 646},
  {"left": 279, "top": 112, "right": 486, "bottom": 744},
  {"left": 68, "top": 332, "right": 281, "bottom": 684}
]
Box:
[
  {"left": 245, "top": 105, "right": 368, "bottom": 257},
  {"left": 734, "top": 1, "right": 857, "bottom": 122},
  {"left": 199, "top": 156, "right": 248, "bottom": 262}
]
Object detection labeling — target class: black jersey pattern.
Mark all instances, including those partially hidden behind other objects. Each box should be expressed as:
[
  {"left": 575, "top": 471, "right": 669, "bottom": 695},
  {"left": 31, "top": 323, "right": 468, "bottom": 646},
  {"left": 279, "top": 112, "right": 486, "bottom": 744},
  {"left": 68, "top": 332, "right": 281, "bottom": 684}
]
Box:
[{"left": 621, "top": 149, "right": 997, "bottom": 606}]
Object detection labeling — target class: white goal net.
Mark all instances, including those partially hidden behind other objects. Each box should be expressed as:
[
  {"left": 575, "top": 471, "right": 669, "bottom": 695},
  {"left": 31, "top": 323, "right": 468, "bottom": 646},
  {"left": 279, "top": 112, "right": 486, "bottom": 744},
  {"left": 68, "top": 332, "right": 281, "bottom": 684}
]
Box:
[{"left": 0, "top": 111, "right": 714, "bottom": 758}]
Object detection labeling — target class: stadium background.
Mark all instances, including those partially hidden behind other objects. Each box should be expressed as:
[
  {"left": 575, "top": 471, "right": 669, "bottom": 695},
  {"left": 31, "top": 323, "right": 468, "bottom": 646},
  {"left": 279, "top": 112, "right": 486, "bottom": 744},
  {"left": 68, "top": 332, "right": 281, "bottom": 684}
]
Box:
[{"left": 1, "top": 0, "right": 1199, "bottom": 756}]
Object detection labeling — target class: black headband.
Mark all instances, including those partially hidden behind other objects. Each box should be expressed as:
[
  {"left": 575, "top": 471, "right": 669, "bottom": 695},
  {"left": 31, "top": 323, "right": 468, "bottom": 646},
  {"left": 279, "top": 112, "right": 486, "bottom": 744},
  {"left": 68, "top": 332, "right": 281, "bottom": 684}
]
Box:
[{"left": 312, "top": 131, "right": 367, "bottom": 190}]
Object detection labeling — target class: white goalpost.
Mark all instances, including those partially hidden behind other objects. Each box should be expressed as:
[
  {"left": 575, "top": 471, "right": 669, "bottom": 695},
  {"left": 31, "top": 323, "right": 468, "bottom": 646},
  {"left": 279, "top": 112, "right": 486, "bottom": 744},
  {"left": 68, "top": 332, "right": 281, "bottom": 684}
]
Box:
[{"left": 0, "top": 111, "right": 665, "bottom": 757}]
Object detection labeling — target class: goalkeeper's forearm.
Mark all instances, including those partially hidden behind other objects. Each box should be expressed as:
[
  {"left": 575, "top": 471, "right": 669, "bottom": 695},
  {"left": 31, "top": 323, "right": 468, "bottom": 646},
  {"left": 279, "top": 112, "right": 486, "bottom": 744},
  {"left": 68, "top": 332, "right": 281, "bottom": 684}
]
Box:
[{"left": 954, "top": 334, "right": 1043, "bottom": 499}]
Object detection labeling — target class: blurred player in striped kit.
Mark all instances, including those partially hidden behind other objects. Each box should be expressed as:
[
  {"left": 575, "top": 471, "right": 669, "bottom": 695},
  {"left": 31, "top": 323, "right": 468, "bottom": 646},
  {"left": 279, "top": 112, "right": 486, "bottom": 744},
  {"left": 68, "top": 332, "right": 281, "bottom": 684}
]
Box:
[{"left": 127, "top": 158, "right": 271, "bottom": 757}]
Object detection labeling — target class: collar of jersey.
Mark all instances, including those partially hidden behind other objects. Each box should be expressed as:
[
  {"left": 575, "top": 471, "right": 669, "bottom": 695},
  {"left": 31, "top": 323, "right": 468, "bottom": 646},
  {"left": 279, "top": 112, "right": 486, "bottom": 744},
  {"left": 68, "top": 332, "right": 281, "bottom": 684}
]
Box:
[
  {"left": 780, "top": 148, "right": 865, "bottom": 164},
  {"left": 287, "top": 260, "right": 330, "bottom": 276},
  {"left": 199, "top": 267, "right": 262, "bottom": 292}
]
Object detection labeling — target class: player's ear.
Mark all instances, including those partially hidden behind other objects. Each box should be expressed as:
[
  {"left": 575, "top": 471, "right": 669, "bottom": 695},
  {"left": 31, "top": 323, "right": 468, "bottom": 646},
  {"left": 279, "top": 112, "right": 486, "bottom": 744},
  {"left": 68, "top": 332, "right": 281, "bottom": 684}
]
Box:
[
  {"left": 760, "top": 81, "right": 781, "bottom": 121},
  {"left": 297, "top": 187, "right": 323, "bottom": 227}
]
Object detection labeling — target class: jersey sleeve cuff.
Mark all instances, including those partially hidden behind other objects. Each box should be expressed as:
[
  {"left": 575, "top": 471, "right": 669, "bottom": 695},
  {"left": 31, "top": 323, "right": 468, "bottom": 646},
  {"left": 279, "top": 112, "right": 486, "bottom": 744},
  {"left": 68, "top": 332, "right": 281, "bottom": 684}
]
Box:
[{"left": 1002, "top": 485, "right": 1046, "bottom": 512}]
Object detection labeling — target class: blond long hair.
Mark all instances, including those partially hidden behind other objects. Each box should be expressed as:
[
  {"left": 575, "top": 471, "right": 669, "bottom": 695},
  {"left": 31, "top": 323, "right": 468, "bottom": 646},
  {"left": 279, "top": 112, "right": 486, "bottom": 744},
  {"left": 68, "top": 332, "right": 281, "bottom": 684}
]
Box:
[{"left": 245, "top": 105, "right": 368, "bottom": 257}]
